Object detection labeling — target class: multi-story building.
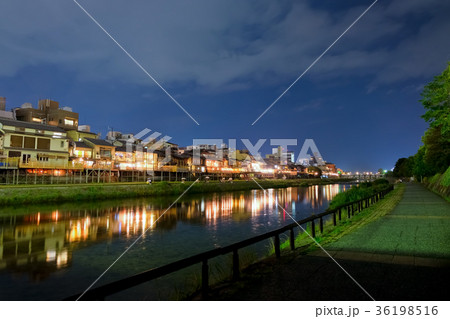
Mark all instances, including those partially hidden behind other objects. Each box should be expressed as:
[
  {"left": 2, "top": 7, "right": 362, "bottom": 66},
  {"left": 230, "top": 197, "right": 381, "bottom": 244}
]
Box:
[
  {"left": 66, "top": 125, "right": 99, "bottom": 142},
  {"left": 0, "top": 118, "right": 70, "bottom": 169},
  {"left": 15, "top": 99, "right": 79, "bottom": 131},
  {"left": 0, "top": 97, "right": 14, "bottom": 120}
]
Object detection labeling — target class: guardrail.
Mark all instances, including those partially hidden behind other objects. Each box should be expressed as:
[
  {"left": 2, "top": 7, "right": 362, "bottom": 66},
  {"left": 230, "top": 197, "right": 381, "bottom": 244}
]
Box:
[{"left": 65, "top": 185, "right": 394, "bottom": 301}]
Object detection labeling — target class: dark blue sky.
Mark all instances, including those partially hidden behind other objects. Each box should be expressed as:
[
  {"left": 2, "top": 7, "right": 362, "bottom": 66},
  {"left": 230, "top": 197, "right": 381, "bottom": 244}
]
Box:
[{"left": 1, "top": 0, "right": 449, "bottom": 172}]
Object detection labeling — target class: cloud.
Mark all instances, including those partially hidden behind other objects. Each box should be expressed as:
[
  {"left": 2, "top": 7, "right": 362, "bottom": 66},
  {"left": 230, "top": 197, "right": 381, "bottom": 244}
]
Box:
[{"left": 0, "top": 0, "right": 449, "bottom": 93}]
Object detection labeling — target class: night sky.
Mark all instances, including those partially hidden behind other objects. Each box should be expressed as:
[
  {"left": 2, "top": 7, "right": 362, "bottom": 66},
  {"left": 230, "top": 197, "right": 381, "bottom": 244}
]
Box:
[{"left": 1, "top": 0, "right": 449, "bottom": 172}]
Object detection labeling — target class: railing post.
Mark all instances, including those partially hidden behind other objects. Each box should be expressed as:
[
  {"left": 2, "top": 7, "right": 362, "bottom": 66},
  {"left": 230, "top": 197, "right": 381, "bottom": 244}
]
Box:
[
  {"left": 347, "top": 206, "right": 351, "bottom": 218},
  {"left": 338, "top": 208, "right": 342, "bottom": 221},
  {"left": 319, "top": 217, "right": 324, "bottom": 233},
  {"left": 289, "top": 228, "right": 295, "bottom": 251},
  {"left": 311, "top": 220, "right": 316, "bottom": 238},
  {"left": 333, "top": 212, "right": 337, "bottom": 226},
  {"left": 274, "top": 234, "right": 281, "bottom": 258},
  {"left": 202, "top": 260, "right": 209, "bottom": 299},
  {"left": 232, "top": 249, "right": 240, "bottom": 281}
]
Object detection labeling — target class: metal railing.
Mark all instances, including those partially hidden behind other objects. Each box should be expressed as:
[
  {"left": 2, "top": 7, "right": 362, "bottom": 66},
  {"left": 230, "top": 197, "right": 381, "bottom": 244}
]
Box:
[
  {"left": 19, "top": 161, "right": 85, "bottom": 170},
  {"left": 64, "top": 185, "right": 394, "bottom": 300}
]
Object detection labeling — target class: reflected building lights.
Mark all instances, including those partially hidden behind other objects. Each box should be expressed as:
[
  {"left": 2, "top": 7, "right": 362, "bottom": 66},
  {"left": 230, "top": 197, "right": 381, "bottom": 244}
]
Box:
[{"left": 0, "top": 183, "right": 350, "bottom": 278}]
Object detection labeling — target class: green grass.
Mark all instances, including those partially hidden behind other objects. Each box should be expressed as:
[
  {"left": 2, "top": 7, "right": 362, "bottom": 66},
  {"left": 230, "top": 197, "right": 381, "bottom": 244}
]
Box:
[
  {"left": 0, "top": 178, "right": 354, "bottom": 207},
  {"left": 423, "top": 166, "right": 450, "bottom": 201},
  {"left": 328, "top": 179, "right": 390, "bottom": 210},
  {"left": 441, "top": 166, "right": 450, "bottom": 187},
  {"left": 278, "top": 183, "right": 405, "bottom": 254}
]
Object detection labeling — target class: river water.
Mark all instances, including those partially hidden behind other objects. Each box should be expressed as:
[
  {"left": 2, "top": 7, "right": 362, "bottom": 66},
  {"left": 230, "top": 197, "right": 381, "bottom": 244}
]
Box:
[{"left": 0, "top": 183, "right": 352, "bottom": 300}]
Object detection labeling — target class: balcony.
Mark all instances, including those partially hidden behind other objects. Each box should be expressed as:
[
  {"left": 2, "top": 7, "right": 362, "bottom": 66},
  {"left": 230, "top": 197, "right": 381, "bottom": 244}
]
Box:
[
  {"left": 0, "top": 158, "right": 19, "bottom": 169},
  {"left": 19, "top": 160, "right": 84, "bottom": 170}
]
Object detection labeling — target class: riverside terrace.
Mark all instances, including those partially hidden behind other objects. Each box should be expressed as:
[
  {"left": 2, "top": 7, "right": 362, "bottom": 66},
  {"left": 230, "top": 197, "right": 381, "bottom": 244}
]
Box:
[{"left": 0, "top": 118, "right": 370, "bottom": 184}]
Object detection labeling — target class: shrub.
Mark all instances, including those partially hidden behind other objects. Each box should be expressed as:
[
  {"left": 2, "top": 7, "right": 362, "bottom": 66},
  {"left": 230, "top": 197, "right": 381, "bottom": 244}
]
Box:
[
  {"left": 328, "top": 179, "right": 390, "bottom": 210},
  {"left": 441, "top": 166, "right": 450, "bottom": 187}
]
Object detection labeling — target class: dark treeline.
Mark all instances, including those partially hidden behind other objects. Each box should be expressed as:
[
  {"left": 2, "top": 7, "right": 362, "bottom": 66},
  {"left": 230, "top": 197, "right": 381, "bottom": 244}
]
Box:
[{"left": 393, "top": 62, "right": 450, "bottom": 183}]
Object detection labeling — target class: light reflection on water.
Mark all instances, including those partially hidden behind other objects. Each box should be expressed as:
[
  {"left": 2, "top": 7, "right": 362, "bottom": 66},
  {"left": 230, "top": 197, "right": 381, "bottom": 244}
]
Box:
[{"left": 0, "top": 183, "right": 350, "bottom": 300}]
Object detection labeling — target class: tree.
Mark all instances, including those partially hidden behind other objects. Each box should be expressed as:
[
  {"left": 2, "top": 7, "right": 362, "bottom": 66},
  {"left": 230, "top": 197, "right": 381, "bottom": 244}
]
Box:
[
  {"left": 385, "top": 170, "right": 394, "bottom": 178},
  {"left": 420, "top": 62, "right": 450, "bottom": 136},
  {"left": 307, "top": 166, "right": 322, "bottom": 177},
  {"left": 413, "top": 146, "right": 433, "bottom": 180},
  {"left": 393, "top": 157, "right": 414, "bottom": 178},
  {"left": 422, "top": 126, "right": 450, "bottom": 174},
  {"left": 409, "top": 62, "right": 450, "bottom": 178}
]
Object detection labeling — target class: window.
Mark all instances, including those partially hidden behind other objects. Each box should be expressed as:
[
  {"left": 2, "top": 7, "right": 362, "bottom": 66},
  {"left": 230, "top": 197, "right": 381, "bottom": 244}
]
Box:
[
  {"left": 10, "top": 135, "right": 23, "bottom": 148},
  {"left": 60, "top": 141, "right": 65, "bottom": 148},
  {"left": 37, "top": 138, "right": 50, "bottom": 150},
  {"left": 22, "top": 154, "right": 31, "bottom": 163},
  {"left": 99, "top": 148, "right": 111, "bottom": 158},
  {"left": 37, "top": 156, "right": 49, "bottom": 162},
  {"left": 59, "top": 119, "right": 62, "bottom": 124},
  {"left": 8, "top": 151, "right": 21, "bottom": 158},
  {"left": 24, "top": 136, "right": 36, "bottom": 149},
  {"left": 64, "top": 119, "right": 74, "bottom": 126}
]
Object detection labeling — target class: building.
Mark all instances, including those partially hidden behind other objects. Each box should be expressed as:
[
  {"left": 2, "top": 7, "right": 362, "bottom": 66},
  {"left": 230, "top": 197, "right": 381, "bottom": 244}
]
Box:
[
  {"left": 82, "top": 138, "right": 115, "bottom": 169},
  {"left": 268, "top": 146, "right": 295, "bottom": 165},
  {"left": 324, "top": 162, "right": 337, "bottom": 174},
  {"left": 0, "top": 118, "right": 70, "bottom": 169},
  {"left": 70, "top": 141, "right": 93, "bottom": 167},
  {"left": 114, "top": 144, "right": 157, "bottom": 171},
  {"left": 0, "top": 97, "right": 15, "bottom": 120},
  {"left": 15, "top": 99, "right": 79, "bottom": 131},
  {"left": 66, "top": 126, "right": 99, "bottom": 143}
]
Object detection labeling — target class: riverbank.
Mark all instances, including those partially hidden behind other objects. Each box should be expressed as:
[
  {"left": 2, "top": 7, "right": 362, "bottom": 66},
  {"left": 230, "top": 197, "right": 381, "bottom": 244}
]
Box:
[
  {"left": 0, "top": 178, "right": 353, "bottom": 206},
  {"left": 188, "top": 183, "right": 405, "bottom": 300},
  {"left": 201, "top": 183, "right": 449, "bottom": 301}
]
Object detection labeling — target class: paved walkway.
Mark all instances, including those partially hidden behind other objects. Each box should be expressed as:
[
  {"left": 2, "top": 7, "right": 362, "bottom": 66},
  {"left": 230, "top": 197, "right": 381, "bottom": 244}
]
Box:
[{"left": 202, "top": 183, "right": 450, "bottom": 300}]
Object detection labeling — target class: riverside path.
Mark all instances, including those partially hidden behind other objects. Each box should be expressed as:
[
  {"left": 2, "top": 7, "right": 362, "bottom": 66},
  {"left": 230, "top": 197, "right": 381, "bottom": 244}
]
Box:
[{"left": 202, "top": 183, "right": 450, "bottom": 300}]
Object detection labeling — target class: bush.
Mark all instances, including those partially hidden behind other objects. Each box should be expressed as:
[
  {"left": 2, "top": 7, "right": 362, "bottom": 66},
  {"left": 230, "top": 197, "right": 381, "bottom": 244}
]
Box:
[{"left": 328, "top": 179, "right": 390, "bottom": 210}]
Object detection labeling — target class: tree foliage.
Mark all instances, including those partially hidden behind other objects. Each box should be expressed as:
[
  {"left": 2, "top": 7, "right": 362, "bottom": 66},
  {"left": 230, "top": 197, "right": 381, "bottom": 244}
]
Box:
[
  {"left": 393, "top": 157, "right": 414, "bottom": 178},
  {"left": 393, "top": 62, "right": 450, "bottom": 179},
  {"left": 420, "top": 62, "right": 450, "bottom": 135}
]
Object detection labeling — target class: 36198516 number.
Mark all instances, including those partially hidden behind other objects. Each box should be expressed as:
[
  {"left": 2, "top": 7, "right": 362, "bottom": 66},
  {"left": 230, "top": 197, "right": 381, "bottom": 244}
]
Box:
[{"left": 375, "top": 306, "right": 438, "bottom": 316}]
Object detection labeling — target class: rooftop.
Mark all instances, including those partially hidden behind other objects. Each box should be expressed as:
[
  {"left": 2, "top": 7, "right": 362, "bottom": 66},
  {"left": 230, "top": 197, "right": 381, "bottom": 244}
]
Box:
[
  {"left": 74, "top": 141, "right": 92, "bottom": 149},
  {"left": 84, "top": 138, "right": 115, "bottom": 147},
  {"left": 0, "top": 118, "right": 66, "bottom": 133}
]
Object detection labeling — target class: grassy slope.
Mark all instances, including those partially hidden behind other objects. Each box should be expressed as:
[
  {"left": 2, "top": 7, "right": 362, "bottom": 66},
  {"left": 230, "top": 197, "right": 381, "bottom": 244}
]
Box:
[
  {"left": 424, "top": 166, "right": 450, "bottom": 202},
  {"left": 0, "top": 178, "right": 353, "bottom": 206}
]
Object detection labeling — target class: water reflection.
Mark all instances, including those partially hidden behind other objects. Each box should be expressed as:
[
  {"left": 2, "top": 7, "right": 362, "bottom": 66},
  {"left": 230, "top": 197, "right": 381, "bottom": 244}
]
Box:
[{"left": 0, "top": 183, "right": 349, "bottom": 292}]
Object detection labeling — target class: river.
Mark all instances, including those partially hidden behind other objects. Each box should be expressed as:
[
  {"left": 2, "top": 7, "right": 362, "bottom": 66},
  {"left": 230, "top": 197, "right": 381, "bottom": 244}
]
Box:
[{"left": 0, "top": 183, "right": 352, "bottom": 300}]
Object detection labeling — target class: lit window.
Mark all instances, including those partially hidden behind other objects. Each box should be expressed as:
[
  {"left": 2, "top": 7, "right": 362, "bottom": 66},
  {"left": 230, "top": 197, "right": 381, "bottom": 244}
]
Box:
[{"left": 64, "top": 119, "right": 74, "bottom": 126}]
